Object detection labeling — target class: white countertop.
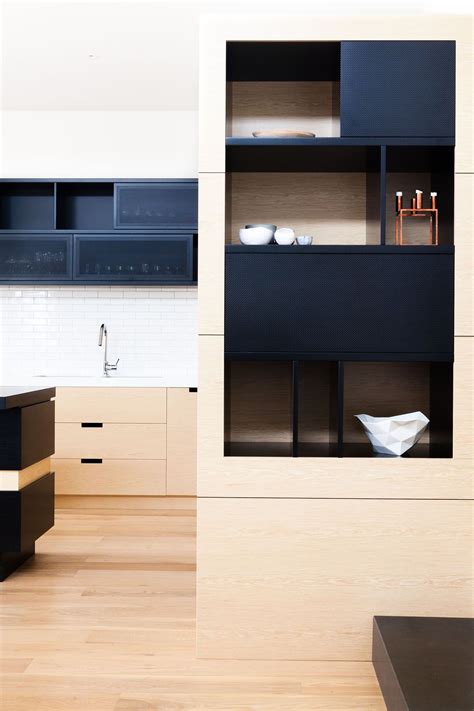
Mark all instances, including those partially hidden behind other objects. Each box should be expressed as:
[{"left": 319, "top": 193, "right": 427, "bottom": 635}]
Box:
[{"left": 6, "top": 375, "right": 197, "bottom": 388}]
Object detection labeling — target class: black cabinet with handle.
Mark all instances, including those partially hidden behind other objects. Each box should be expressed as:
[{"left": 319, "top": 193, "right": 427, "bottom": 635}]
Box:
[{"left": 340, "top": 41, "right": 455, "bottom": 138}]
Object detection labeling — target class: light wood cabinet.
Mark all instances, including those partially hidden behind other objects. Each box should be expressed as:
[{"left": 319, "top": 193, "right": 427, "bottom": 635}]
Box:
[
  {"left": 166, "top": 388, "right": 197, "bottom": 495},
  {"left": 53, "top": 387, "right": 196, "bottom": 496}
]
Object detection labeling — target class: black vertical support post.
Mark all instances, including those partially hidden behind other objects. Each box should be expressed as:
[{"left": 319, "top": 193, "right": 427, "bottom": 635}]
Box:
[
  {"left": 292, "top": 360, "right": 299, "bottom": 457},
  {"left": 53, "top": 182, "right": 58, "bottom": 230},
  {"left": 337, "top": 361, "right": 345, "bottom": 457},
  {"left": 380, "top": 146, "right": 387, "bottom": 245}
]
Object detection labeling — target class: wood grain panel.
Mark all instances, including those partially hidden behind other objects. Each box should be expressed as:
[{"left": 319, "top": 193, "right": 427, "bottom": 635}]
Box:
[
  {"left": 197, "top": 172, "right": 225, "bottom": 335},
  {"left": 197, "top": 497, "right": 473, "bottom": 660},
  {"left": 229, "top": 172, "right": 372, "bottom": 246},
  {"left": 229, "top": 81, "right": 340, "bottom": 138},
  {"left": 0, "top": 458, "right": 51, "bottom": 492},
  {"left": 55, "top": 387, "right": 167, "bottom": 424},
  {"left": 166, "top": 388, "right": 197, "bottom": 496},
  {"left": 53, "top": 423, "right": 166, "bottom": 460},
  {"left": 54, "top": 459, "right": 166, "bottom": 496},
  {"left": 455, "top": 174, "right": 474, "bottom": 336},
  {"left": 454, "top": 336, "right": 474, "bottom": 459},
  {"left": 198, "top": 336, "right": 472, "bottom": 499}
]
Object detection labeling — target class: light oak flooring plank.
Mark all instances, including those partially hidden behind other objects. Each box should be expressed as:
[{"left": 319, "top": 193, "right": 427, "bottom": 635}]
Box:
[{"left": 0, "top": 500, "right": 384, "bottom": 710}]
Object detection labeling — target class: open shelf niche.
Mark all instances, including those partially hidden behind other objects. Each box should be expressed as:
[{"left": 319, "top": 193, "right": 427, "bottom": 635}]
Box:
[
  {"left": 56, "top": 183, "right": 114, "bottom": 230},
  {"left": 385, "top": 146, "right": 454, "bottom": 246},
  {"left": 0, "top": 183, "right": 55, "bottom": 230},
  {"left": 224, "top": 359, "right": 453, "bottom": 459},
  {"left": 226, "top": 42, "right": 341, "bottom": 139},
  {"left": 225, "top": 145, "right": 381, "bottom": 246}
]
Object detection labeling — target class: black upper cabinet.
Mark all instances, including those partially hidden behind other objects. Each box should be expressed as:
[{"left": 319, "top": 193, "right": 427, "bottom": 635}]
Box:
[
  {"left": 115, "top": 182, "right": 198, "bottom": 230},
  {"left": 341, "top": 41, "right": 455, "bottom": 138}
]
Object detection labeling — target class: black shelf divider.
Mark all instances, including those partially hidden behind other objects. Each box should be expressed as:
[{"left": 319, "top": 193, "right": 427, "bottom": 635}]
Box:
[
  {"left": 380, "top": 146, "right": 387, "bottom": 246},
  {"left": 336, "top": 361, "right": 345, "bottom": 457},
  {"left": 292, "top": 360, "right": 299, "bottom": 457}
]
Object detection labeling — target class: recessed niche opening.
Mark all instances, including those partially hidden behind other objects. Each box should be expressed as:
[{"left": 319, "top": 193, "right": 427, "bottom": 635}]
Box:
[
  {"left": 343, "top": 361, "right": 453, "bottom": 458},
  {"left": 385, "top": 146, "right": 454, "bottom": 246},
  {"left": 0, "top": 183, "right": 55, "bottom": 230},
  {"left": 226, "top": 42, "right": 341, "bottom": 139},
  {"left": 225, "top": 156, "right": 380, "bottom": 246},
  {"left": 56, "top": 183, "right": 114, "bottom": 230},
  {"left": 224, "top": 360, "right": 293, "bottom": 457}
]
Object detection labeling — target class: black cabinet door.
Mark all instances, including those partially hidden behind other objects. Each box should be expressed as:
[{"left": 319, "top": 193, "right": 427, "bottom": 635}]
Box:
[
  {"left": 115, "top": 182, "right": 198, "bottom": 230},
  {"left": 225, "top": 248, "right": 454, "bottom": 360},
  {"left": 0, "top": 234, "right": 73, "bottom": 281},
  {"left": 74, "top": 233, "right": 194, "bottom": 282},
  {"left": 341, "top": 41, "right": 455, "bottom": 138}
]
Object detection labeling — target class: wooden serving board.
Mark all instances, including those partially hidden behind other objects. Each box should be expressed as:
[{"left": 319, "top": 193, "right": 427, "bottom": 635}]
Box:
[{"left": 252, "top": 129, "right": 316, "bottom": 138}]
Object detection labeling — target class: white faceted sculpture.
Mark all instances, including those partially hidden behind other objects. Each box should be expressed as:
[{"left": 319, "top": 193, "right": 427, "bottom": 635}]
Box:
[{"left": 355, "top": 411, "right": 429, "bottom": 457}]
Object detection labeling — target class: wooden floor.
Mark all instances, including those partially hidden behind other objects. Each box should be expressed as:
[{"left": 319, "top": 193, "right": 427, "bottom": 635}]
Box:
[{"left": 0, "top": 497, "right": 386, "bottom": 710}]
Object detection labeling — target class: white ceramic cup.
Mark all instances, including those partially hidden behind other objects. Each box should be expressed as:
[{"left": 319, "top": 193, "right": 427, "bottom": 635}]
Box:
[
  {"left": 274, "top": 227, "right": 295, "bottom": 245},
  {"left": 296, "top": 235, "right": 313, "bottom": 246}
]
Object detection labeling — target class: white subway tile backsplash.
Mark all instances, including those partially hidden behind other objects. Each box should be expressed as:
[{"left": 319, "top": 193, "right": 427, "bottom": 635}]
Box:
[{"left": 0, "top": 286, "right": 198, "bottom": 385}]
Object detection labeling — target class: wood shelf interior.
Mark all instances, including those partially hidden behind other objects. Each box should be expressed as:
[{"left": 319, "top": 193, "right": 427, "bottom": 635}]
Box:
[
  {"left": 226, "top": 151, "right": 380, "bottom": 246},
  {"left": 56, "top": 183, "right": 114, "bottom": 230},
  {"left": 224, "top": 359, "right": 453, "bottom": 458},
  {"left": 0, "top": 183, "right": 55, "bottom": 230},
  {"left": 226, "top": 42, "right": 341, "bottom": 139},
  {"left": 385, "top": 146, "right": 454, "bottom": 246}
]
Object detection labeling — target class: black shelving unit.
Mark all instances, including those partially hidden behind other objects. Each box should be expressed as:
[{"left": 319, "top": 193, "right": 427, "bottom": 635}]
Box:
[
  {"left": 223, "top": 38, "right": 456, "bottom": 460},
  {"left": 0, "top": 179, "right": 198, "bottom": 285}
]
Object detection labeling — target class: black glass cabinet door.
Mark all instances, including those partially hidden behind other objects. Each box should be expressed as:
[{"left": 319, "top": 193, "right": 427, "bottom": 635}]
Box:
[
  {"left": 0, "top": 234, "right": 72, "bottom": 280},
  {"left": 74, "top": 234, "right": 194, "bottom": 282},
  {"left": 341, "top": 41, "right": 455, "bottom": 138},
  {"left": 115, "top": 182, "right": 198, "bottom": 230}
]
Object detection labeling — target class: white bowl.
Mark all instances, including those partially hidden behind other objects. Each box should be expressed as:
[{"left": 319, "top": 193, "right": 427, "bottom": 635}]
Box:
[
  {"left": 274, "top": 227, "right": 295, "bottom": 245},
  {"left": 239, "top": 227, "right": 273, "bottom": 245},
  {"left": 296, "top": 235, "right": 313, "bottom": 246}
]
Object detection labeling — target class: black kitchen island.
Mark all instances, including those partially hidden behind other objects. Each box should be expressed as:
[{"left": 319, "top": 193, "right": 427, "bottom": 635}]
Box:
[
  {"left": 373, "top": 616, "right": 474, "bottom": 710},
  {"left": 0, "top": 386, "right": 55, "bottom": 581}
]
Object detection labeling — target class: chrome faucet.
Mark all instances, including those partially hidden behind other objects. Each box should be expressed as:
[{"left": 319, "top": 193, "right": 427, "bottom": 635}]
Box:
[{"left": 98, "top": 323, "right": 119, "bottom": 376}]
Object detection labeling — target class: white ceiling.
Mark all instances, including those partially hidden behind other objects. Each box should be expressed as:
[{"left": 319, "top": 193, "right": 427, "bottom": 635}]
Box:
[{"left": 1, "top": 0, "right": 472, "bottom": 111}]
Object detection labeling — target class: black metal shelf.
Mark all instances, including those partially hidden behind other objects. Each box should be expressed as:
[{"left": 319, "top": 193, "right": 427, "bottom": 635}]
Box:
[
  {"left": 226, "top": 137, "right": 454, "bottom": 147},
  {"left": 225, "top": 245, "right": 454, "bottom": 255}
]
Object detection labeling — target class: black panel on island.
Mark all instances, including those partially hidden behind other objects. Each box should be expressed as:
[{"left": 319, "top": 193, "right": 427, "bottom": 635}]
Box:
[
  {"left": 0, "top": 386, "right": 56, "bottom": 581},
  {"left": 373, "top": 616, "right": 474, "bottom": 711}
]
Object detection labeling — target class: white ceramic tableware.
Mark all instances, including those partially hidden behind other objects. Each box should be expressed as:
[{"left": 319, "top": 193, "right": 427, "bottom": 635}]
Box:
[
  {"left": 274, "top": 227, "right": 295, "bottom": 245},
  {"left": 239, "top": 226, "right": 274, "bottom": 245},
  {"left": 296, "top": 235, "right": 313, "bottom": 245},
  {"left": 355, "top": 411, "right": 429, "bottom": 456},
  {"left": 245, "top": 224, "right": 277, "bottom": 235}
]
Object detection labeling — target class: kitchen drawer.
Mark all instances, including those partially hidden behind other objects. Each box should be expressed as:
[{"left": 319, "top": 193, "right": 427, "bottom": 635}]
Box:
[
  {"left": 53, "top": 423, "right": 166, "bottom": 460},
  {"left": 0, "top": 472, "right": 54, "bottom": 552},
  {"left": 54, "top": 459, "right": 166, "bottom": 496},
  {"left": 55, "top": 387, "right": 167, "bottom": 423},
  {"left": 166, "top": 388, "right": 197, "bottom": 495}
]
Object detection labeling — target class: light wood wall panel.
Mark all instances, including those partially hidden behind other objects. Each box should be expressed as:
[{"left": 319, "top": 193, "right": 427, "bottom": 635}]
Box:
[
  {"left": 166, "top": 388, "right": 197, "bottom": 495},
  {"left": 453, "top": 336, "right": 474, "bottom": 459},
  {"left": 55, "top": 387, "right": 167, "bottom": 424},
  {"left": 229, "top": 172, "right": 373, "bottom": 246},
  {"left": 198, "top": 173, "right": 225, "bottom": 335},
  {"left": 54, "top": 423, "right": 166, "bottom": 460},
  {"left": 197, "top": 497, "right": 473, "bottom": 660},
  {"left": 198, "top": 336, "right": 472, "bottom": 499},
  {"left": 54, "top": 459, "right": 166, "bottom": 496},
  {"left": 199, "top": 15, "right": 472, "bottom": 173},
  {"left": 455, "top": 174, "right": 474, "bottom": 336}
]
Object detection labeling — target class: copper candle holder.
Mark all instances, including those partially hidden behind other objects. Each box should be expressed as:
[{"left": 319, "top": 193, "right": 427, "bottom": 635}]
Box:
[{"left": 395, "top": 207, "right": 439, "bottom": 246}]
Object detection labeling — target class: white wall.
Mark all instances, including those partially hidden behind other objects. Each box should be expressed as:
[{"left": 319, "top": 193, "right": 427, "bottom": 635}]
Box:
[
  {"left": 0, "top": 110, "right": 198, "bottom": 178},
  {"left": 0, "top": 285, "right": 197, "bottom": 385}
]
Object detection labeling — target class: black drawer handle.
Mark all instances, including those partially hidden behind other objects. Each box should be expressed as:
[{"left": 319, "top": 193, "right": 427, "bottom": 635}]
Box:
[
  {"left": 81, "top": 458, "right": 103, "bottom": 464},
  {"left": 189, "top": 387, "right": 198, "bottom": 393},
  {"left": 81, "top": 422, "right": 103, "bottom": 428}
]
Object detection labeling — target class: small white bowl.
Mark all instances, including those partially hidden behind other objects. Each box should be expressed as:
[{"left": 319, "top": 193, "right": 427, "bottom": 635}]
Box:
[
  {"left": 274, "top": 227, "right": 295, "bottom": 245},
  {"left": 296, "top": 235, "right": 313, "bottom": 246},
  {"left": 239, "top": 226, "right": 273, "bottom": 245}
]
